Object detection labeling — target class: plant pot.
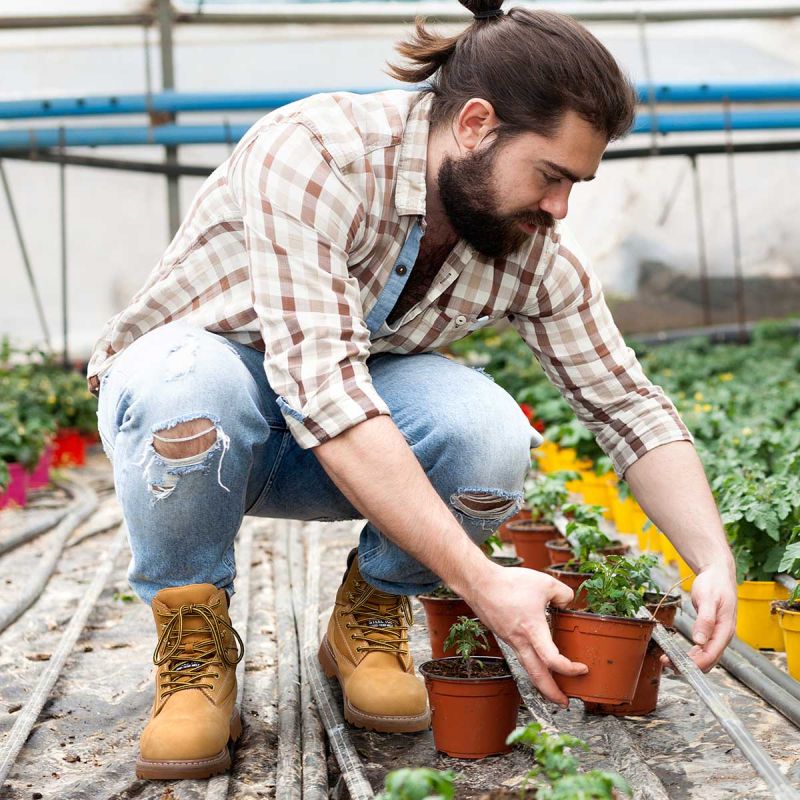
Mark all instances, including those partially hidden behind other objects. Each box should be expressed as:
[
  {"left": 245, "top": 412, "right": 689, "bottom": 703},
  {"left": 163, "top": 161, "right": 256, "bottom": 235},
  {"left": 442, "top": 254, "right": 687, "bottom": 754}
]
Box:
[
  {"left": 576, "top": 470, "right": 614, "bottom": 518},
  {"left": 419, "top": 595, "right": 503, "bottom": 659},
  {"left": 775, "top": 605, "right": 800, "bottom": 679},
  {"left": 27, "top": 444, "right": 54, "bottom": 490},
  {"left": 584, "top": 593, "right": 681, "bottom": 716},
  {"left": 546, "top": 564, "right": 591, "bottom": 610},
  {"left": 736, "top": 581, "right": 788, "bottom": 651},
  {"left": 490, "top": 555, "right": 524, "bottom": 568},
  {"left": 52, "top": 428, "right": 86, "bottom": 468},
  {"left": 419, "top": 657, "right": 520, "bottom": 759},
  {"left": 499, "top": 507, "right": 531, "bottom": 543},
  {"left": 545, "top": 539, "right": 629, "bottom": 566},
  {"left": 508, "top": 521, "right": 558, "bottom": 570},
  {"left": 0, "top": 463, "right": 28, "bottom": 510},
  {"left": 550, "top": 608, "right": 655, "bottom": 705}
]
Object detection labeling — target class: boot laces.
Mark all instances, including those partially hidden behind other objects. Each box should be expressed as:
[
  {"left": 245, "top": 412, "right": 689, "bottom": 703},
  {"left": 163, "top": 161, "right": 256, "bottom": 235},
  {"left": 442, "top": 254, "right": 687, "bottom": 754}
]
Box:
[
  {"left": 345, "top": 580, "right": 413, "bottom": 655},
  {"left": 153, "top": 603, "right": 244, "bottom": 698}
]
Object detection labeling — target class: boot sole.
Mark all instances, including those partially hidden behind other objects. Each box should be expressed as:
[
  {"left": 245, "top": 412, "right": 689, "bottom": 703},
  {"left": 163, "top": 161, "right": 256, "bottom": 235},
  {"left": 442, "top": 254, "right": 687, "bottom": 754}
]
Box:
[
  {"left": 317, "top": 636, "right": 431, "bottom": 733},
  {"left": 135, "top": 706, "right": 243, "bottom": 780}
]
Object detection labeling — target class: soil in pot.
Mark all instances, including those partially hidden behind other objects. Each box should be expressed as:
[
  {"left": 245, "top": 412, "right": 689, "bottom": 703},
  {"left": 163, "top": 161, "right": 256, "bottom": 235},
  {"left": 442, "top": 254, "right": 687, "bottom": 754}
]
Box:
[
  {"left": 419, "top": 593, "right": 503, "bottom": 659},
  {"left": 420, "top": 657, "right": 520, "bottom": 759},
  {"left": 508, "top": 520, "right": 558, "bottom": 570},
  {"left": 490, "top": 555, "right": 524, "bottom": 568},
  {"left": 550, "top": 608, "right": 655, "bottom": 705},
  {"left": 546, "top": 538, "right": 629, "bottom": 566},
  {"left": 584, "top": 593, "right": 681, "bottom": 715},
  {"left": 545, "top": 564, "right": 591, "bottom": 610},
  {"left": 499, "top": 507, "right": 531, "bottom": 543}
]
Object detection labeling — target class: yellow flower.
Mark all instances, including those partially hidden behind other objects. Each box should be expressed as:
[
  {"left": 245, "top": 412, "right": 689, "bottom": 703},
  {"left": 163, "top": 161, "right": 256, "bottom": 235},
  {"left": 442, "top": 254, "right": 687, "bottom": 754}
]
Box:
[
  {"left": 703, "top": 404, "right": 712, "bottom": 412},
  {"left": 719, "top": 373, "right": 734, "bottom": 382},
  {"left": 694, "top": 391, "right": 704, "bottom": 401},
  {"left": 693, "top": 403, "right": 704, "bottom": 413},
  {"left": 662, "top": 369, "right": 673, "bottom": 377},
  {"left": 741, "top": 427, "right": 752, "bottom": 436},
  {"left": 485, "top": 336, "right": 502, "bottom": 347}
]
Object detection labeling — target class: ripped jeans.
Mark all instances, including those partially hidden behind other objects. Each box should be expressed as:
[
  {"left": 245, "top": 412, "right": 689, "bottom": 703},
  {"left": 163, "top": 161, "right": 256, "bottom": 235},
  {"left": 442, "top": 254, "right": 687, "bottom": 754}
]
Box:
[{"left": 97, "top": 322, "right": 538, "bottom": 604}]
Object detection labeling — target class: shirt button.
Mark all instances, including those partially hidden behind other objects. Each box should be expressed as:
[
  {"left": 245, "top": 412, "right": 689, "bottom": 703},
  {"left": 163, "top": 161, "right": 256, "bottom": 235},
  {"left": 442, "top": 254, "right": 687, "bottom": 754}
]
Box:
[
  {"left": 455, "top": 315, "right": 467, "bottom": 326},
  {"left": 395, "top": 264, "right": 407, "bottom": 276}
]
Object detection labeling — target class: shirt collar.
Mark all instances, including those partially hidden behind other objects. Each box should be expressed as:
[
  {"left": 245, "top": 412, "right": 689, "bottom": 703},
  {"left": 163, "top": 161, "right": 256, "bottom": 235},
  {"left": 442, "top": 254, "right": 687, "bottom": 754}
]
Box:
[{"left": 394, "top": 91, "right": 433, "bottom": 218}]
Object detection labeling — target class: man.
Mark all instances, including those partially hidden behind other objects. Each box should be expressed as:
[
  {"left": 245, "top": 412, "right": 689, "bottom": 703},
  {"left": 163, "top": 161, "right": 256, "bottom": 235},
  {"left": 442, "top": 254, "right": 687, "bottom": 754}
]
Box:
[{"left": 89, "top": 4, "right": 737, "bottom": 780}]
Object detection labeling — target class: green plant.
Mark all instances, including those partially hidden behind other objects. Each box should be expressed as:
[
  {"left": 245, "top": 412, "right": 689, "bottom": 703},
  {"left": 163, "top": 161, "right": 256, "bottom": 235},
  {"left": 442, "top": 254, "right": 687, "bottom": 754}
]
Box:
[
  {"left": 443, "top": 616, "right": 489, "bottom": 678},
  {"left": 562, "top": 503, "right": 605, "bottom": 527},
  {"left": 375, "top": 768, "right": 457, "bottom": 800},
  {"left": 580, "top": 557, "right": 648, "bottom": 618},
  {"left": 506, "top": 722, "right": 631, "bottom": 799},
  {"left": 524, "top": 472, "right": 577, "bottom": 525},
  {"left": 481, "top": 533, "right": 503, "bottom": 557},
  {"left": 564, "top": 521, "right": 613, "bottom": 564}
]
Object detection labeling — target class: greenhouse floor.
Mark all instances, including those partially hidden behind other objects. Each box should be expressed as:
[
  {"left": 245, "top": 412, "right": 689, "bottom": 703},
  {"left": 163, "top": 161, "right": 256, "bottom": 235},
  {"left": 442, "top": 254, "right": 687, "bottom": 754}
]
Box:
[{"left": 1, "top": 454, "right": 799, "bottom": 800}]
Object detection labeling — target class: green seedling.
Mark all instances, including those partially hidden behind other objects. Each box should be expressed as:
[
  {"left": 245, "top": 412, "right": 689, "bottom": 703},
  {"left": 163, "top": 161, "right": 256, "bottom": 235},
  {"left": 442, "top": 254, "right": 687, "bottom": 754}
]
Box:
[
  {"left": 564, "top": 521, "right": 613, "bottom": 563},
  {"left": 580, "top": 556, "right": 648, "bottom": 618},
  {"left": 481, "top": 533, "right": 504, "bottom": 557},
  {"left": 523, "top": 471, "right": 578, "bottom": 525},
  {"left": 562, "top": 503, "right": 605, "bottom": 527},
  {"left": 376, "top": 767, "right": 457, "bottom": 800},
  {"left": 443, "top": 616, "right": 489, "bottom": 678}
]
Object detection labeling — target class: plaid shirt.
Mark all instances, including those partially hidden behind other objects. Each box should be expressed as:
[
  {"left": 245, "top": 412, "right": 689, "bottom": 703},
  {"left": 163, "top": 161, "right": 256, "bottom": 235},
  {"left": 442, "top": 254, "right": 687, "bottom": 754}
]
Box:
[{"left": 88, "top": 89, "right": 691, "bottom": 475}]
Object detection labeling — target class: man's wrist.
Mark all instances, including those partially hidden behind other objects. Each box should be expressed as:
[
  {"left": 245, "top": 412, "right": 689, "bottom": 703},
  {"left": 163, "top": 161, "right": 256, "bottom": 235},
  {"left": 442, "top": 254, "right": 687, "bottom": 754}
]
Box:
[{"left": 441, "top": 545, "right": 498, "bottom": 601}]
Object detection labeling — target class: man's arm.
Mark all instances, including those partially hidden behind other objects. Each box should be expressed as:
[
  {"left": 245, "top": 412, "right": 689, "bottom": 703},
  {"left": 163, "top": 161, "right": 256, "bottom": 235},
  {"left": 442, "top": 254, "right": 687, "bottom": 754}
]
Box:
[
  {"left": 314, "top": 413, "right": 588, "bottom": 707},
  {"left": 625, "top": 441, "right": 737, "bottom": 670}
]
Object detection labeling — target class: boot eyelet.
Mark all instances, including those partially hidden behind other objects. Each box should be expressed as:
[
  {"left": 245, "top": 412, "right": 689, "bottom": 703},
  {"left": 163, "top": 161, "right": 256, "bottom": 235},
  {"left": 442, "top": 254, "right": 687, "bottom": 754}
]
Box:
[{"left": 355, "top": 647, "right": 362, "bottom": 653}]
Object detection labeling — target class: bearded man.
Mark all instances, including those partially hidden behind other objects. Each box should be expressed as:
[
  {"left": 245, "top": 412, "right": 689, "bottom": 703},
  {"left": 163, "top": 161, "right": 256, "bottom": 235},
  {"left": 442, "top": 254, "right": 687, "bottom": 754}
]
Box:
[{"left": 88, "top": 2, "right": 737, "bottom": 780}]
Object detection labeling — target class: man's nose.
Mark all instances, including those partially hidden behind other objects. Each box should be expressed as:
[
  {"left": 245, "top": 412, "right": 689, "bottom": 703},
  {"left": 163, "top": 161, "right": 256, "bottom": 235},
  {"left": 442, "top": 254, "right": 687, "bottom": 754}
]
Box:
[{"left": 539, "top": 184, "right": 572, "bottom": 220}]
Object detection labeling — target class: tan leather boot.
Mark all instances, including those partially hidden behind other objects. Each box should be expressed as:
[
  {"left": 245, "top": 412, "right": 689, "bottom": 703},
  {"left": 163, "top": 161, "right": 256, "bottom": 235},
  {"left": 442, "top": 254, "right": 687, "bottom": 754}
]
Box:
[
  {"left": 318, "top": 550, "right": 430, "bottom": 733},
  {"left": 136, "top": 583, "right": 244, "bottom": 780}
]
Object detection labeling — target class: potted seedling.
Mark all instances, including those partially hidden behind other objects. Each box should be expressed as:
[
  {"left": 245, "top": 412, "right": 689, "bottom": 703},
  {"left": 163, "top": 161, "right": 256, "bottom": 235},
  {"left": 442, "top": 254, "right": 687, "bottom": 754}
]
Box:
[
  {"left": 419, "top": 536, "right": 519, "bottom": 659},
  {"left": 376, "top": 767, "right": 457, "bottom": 800},
  {"left": 584, "top": 555, "right": 681, "bottom": 716},
  {"left": 545, "top": 518, "right": 628, "bottom": 567},
  {"left": 508, "top": 472, "right": 575, "bottom": 570},
  {"left": 771, "top": 539, "right": 800, "bottom": 678},
  {"left": 478, "top": 722, "right": 631, "bottom": 799},
  {"left": 419, "top": 617, "right": 520, "bottom": 759},
  {"left": 549, "top": 557, "right": 655, "bottom": 705}
]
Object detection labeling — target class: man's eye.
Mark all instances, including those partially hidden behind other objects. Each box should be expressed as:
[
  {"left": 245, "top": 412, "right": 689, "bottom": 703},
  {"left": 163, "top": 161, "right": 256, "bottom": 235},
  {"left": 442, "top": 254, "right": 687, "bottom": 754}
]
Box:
[{"left": 541, "top": 171, "right": 560, "bottom": 185}]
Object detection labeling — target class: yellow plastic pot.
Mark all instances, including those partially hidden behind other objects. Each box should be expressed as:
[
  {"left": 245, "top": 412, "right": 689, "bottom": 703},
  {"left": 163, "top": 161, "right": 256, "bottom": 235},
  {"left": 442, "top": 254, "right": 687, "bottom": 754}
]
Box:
[
  {"left": 658, "top": 532, "right": 679, "bottom": 566},
  {"left": 776, "top": 607, "right": 800, "bottom": 679},
  {"left": 676, "top": 555, "right": 695, "bottom": 592},
  {"left": 577, "top": 470, "right": 612, "bottom": 516},
  {"left": 535, "top": 441, "right": 560, "bottom": 473},
  {"left": 736, "top": 581, "right": 789, "bottom": 651},
  {"left": 644, "top": 525, "right": 661, "bottom": 554}
]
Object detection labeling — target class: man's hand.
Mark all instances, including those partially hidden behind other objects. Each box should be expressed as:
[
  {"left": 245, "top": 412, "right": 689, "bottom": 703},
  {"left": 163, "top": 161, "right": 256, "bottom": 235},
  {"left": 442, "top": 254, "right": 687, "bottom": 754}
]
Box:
[
  {"left": 457, "top": 564, "right": 588, "bottom": 707},
  {"left": 686, "top": 563, "right": 737, "bottom": 670}
]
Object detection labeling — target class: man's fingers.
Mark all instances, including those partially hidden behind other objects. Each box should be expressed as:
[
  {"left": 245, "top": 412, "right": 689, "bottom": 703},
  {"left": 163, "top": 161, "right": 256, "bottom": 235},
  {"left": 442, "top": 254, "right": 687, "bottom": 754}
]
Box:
[
  {"left": 547, "top": 578, "right": 575, "bottom": 609},
  {"left": 692, "top": 606, "right": 717, "bottom": 647},
  {"left": 515, "top": 644, "right": 570, "bottom": 707}
]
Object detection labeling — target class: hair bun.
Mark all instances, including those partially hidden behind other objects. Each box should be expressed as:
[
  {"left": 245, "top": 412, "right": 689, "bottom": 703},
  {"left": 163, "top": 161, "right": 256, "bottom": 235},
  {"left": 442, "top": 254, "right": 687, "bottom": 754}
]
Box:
[{"left": 459, "top": 0, "right": 505, "bottom": 20}]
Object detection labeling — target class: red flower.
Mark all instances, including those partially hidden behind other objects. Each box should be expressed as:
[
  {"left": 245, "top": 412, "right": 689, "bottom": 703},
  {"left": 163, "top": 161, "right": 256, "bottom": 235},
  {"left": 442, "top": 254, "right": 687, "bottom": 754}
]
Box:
[{"left": 518, "top": 402, "right": 534, "bottom": 421}]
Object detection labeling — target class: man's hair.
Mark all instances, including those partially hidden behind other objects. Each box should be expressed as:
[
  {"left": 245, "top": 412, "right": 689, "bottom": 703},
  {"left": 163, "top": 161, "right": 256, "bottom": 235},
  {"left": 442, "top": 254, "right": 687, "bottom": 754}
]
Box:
[{"left": 387, "top": 1, "right": 636, "bottom": 142}]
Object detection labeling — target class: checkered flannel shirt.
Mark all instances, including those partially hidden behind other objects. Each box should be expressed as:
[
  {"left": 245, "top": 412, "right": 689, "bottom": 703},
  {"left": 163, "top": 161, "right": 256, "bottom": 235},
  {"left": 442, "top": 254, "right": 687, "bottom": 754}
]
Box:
[{"left": 88, "top": 89, "right": 691, "bottom": 475}]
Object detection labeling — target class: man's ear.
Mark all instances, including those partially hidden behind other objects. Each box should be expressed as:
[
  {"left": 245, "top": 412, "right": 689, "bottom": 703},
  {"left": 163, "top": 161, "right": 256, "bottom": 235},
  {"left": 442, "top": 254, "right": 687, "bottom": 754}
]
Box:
[{"left": 453, "top": 98, "right": 499, "bottom": 153}]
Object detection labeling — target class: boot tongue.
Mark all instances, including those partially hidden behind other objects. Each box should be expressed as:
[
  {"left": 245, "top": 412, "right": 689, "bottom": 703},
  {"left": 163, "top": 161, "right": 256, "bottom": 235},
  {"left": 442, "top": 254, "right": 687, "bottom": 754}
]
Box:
[
  {"left": 152, "top": 583, "right": 225, "bottom": 656},
  {"left": 154, "top": 583, "right": 221, "bottom": 610}
]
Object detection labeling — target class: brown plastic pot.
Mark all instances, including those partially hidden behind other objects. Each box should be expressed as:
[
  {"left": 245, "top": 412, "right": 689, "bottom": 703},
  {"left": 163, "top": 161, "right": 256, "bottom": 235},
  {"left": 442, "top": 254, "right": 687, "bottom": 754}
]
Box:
[
  {"left": 584, "top": 593, "right": 681, "bottom": 716},
  {"left": 507, "top": 521, "right": 558, "bottom": 570},
  {"left": 499, "top": 507, "right": 531, "bottom": 543},
  {"left": 419, "top": 658, "right": 521, "bottom": 759},
  {"left": 546, "top": 539, "right": 630, "bottom": 566},
  {"left": 545, "top": 565, "right": 591, "bottom": 610},
  {"left": 418, "top": 595, "right": 503, "bottom": 659},
  {"left": 490, "top": 555, "right": 524, "bottom": 568},
  {"left": 550, "top": 608, "right": 655, "bottom": 705}
]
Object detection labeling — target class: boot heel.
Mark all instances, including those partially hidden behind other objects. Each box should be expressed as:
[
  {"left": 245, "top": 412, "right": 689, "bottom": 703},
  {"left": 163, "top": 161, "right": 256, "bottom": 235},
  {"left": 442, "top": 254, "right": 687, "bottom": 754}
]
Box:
[{"left": 317, "top": 636, "right": 338, "bottom": 678}]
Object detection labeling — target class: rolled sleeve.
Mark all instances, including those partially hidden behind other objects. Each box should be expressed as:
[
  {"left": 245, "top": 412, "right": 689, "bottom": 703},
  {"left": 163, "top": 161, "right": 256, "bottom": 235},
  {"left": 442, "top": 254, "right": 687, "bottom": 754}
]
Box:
[
  {"left": 512, "top": 224, "right": 693, "bottom": 477},
  {"left": 232, "top": 121, "right": 390, "bottom": 448}
]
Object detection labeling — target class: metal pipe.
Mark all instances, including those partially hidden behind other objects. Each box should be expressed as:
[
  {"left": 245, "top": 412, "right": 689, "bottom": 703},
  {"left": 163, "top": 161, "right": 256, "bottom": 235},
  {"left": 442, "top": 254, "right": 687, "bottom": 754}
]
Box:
[
  {"left": 58, "top": 127, "right": 68, "bottom": 367},
  {"left": 157, "top": 0, "right": 181, "bottom": 236},
  {"left": 0, "top": 161, "right": 52, "bottom": 348},
  {"left": 689, "top": 155, "right": 713, "bottom": 326}
]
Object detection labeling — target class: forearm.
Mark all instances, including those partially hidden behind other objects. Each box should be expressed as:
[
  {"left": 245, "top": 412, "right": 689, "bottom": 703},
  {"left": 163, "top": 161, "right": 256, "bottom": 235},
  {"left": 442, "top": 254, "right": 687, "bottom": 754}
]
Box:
[
  {"left": 625, "top": 441, "right": 734, "bottom": 577},
  {"left": 313, "top": 415, "right": 494, "bottom": 597}
]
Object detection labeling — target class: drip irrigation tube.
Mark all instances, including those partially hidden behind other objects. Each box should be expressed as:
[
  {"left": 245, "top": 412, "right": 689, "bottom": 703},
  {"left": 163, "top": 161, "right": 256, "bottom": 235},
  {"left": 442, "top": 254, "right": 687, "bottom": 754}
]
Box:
[
  {"left": 304, "top": 532, "right": 374, "bottom": 800},
  {"left": 0, "top": 524, "right": 127, "bottom": 786},
  {"left": 274, "top": 525, "right": 302, "bottom": 800},
  {"left": 0, "top": 506, "right": 69, "bottom": 557},
  {"left": 649, "top": 619, "right": 800, "bottom": 799},
  {"left": 0, "top": 477, "right": 97, "bottom": 633}
]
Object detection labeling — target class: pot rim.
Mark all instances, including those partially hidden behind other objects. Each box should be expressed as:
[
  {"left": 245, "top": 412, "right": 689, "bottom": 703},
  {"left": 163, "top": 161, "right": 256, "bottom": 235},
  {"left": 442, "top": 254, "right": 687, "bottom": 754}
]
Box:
[
  {"left": 643, "top": 592, "right": 682, "bottom": 608},
  {"left": 506, "top": 520, "right": 557, "bottom": 532},
  {"left": 490, "top": 555, "right": 525, "bottom": 567},
  {"left": 418, "top": 591, "right": 464, "bottom": 603},
  {"left": 419, "top": 656, "right": 514, "bottom": 683},
  {"left": 549, "top": 606, "right": 656, "bottom": 628},
  {"left": 546, "top": 565, "right": 591, "bottom": 578}
]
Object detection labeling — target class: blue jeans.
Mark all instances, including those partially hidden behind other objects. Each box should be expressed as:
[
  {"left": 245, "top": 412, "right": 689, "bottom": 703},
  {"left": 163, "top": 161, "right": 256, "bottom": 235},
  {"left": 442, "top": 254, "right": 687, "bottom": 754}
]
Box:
[{"left": 97, "top": 322, "right": 538, "bottom": 604}]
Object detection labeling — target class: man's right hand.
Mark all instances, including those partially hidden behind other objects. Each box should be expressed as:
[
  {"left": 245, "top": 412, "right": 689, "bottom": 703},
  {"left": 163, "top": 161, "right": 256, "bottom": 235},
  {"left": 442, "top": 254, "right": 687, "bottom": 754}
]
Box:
[{"left": 456, "top": 564, "right": 588, "bottom": 707}]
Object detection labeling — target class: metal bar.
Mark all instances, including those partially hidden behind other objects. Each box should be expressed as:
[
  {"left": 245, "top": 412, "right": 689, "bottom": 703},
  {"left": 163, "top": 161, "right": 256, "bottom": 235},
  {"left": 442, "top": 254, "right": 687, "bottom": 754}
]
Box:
[
  {"left": 689, "top": 155, "right": 713, "bottom": 326},
  {"left": 0, "top": 161, "right": 52, "bottom": 348},
  {"left": 58, "top": 127, "right": 69, "bottom": 367},
  {"left": 649, "top": 620, "right": 800, "bottom": 799},
  {"left": 8, "top": 83, "right": 800, "bottom": 121},
  {"left": 157, "top": 0, "right": 181, "bottom": 236}
]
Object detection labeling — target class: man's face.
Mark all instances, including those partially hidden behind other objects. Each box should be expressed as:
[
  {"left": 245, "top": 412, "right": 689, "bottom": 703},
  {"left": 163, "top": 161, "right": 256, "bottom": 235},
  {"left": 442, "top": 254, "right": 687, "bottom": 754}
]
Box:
[{"left": 437, "top": 110, "right": 607, "bottom": 259}]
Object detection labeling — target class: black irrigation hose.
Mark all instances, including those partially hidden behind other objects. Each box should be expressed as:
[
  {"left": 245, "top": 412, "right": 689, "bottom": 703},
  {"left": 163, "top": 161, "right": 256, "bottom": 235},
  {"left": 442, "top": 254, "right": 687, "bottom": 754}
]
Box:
[
  {"left": 0, "top": 476, "right": 97, "bottom": 633},
  {"left": 304, "top": 531, "right": 374, "bottom": 800},
  {"left": 0, "top": 506, "right": 70, "bottom": 557},
  {"left": 205, "top": 518, "right": 255, "bottom": 800},
  {"left": 274, "top": 524, "right": 302, "bottom": 800},
  {"left": 0, "top": 523, "right": 127, "bottom": 785},
  {"left": 496, "top": 639, "right": 671, "bottom": 800}
]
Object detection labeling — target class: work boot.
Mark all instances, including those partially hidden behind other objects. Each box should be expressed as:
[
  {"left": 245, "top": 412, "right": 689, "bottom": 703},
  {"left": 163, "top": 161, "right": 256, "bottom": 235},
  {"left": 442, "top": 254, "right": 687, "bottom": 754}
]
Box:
[
  {"left": 136, "top": 583, "right": 244, "bottom": 780},
  {"left": 318, "top": 549, "right": 430, "bottom": 732}
]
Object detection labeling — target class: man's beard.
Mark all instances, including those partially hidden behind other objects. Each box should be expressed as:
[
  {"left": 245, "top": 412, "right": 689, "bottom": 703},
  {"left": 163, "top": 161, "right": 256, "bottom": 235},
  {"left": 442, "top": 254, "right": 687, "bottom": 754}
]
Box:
[{"left": 437, "top": 144, "right": 555, "bottom": 259}]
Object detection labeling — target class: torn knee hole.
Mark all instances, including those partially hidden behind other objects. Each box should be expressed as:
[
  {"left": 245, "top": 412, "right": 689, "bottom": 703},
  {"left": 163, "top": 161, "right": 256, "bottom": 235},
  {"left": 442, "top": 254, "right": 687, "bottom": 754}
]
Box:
[
  {"left": 451, "top": 491, "right": 517, "bottom": 519},
  {"left": 153, "top": 418, "right": 217, "bottom": 459}
]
